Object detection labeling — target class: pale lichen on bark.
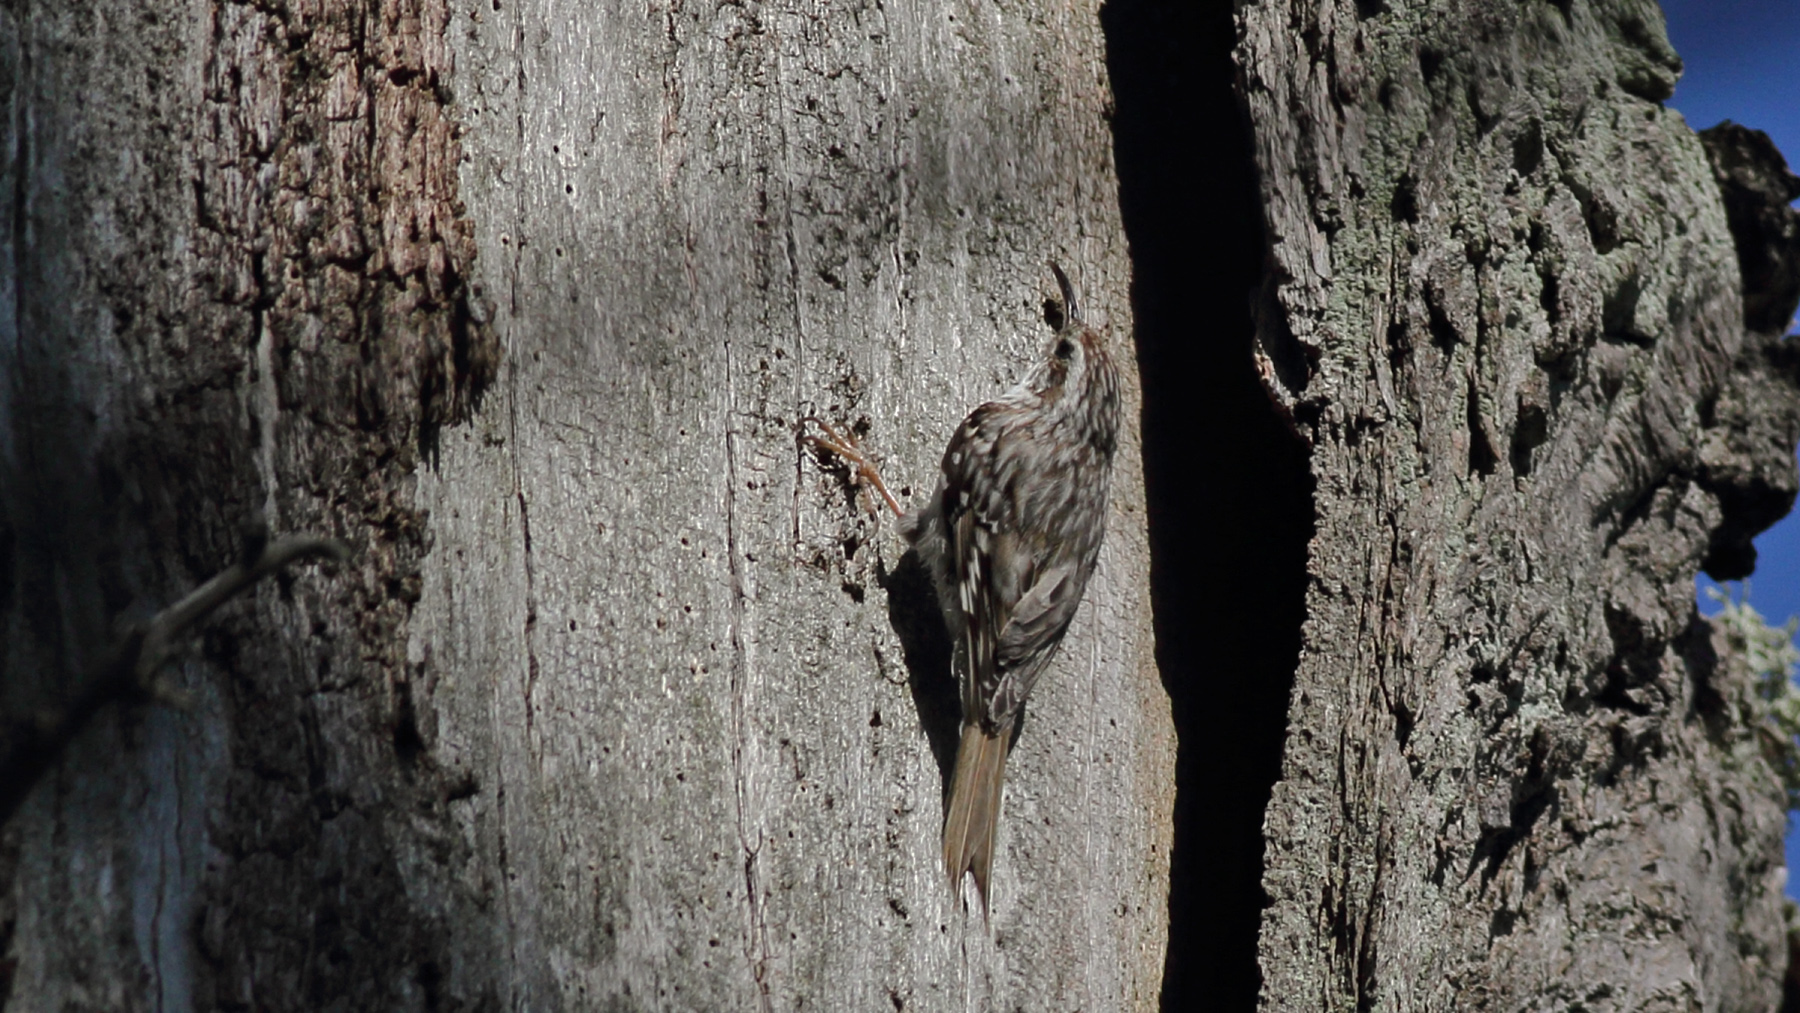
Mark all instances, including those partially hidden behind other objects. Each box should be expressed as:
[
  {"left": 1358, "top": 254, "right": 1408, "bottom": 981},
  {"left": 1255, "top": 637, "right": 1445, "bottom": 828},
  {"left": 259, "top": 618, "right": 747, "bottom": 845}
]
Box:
[{"left": 1239, "top": 0, "right": 1800, "bottom": 1008}]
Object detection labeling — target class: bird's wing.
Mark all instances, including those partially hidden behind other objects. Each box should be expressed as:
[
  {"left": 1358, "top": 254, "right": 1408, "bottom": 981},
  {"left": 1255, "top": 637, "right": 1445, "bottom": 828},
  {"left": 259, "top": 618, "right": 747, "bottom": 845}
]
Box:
[
  {"left": 940, "top": 406, "right": 1031, "bottom": 728},
  {"left": 988, "top": 558, "right": 1086, "bottom": 723}
]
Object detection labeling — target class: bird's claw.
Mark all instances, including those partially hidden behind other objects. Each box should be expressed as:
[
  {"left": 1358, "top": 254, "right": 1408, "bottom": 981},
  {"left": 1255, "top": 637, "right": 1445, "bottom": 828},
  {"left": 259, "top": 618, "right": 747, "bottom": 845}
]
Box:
[{"left": 799, "top": 416, "right": 904, "bottom": 518}]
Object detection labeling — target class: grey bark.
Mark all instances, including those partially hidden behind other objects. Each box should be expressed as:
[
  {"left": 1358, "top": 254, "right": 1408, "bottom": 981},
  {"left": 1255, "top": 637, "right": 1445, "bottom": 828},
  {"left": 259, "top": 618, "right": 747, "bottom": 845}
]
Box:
[
  {"left": 8, "top": 0, "right": 1800, "bottom": 1009},
  {"left": 1239, "top": 0, "right": 1800, "bottom": 1009},
  {"left": 417, "top": 2, "right": 1169, "bottom": 1009},
  {"left": 1, "top": 1, "right": 1169, "bottom": 1011}
]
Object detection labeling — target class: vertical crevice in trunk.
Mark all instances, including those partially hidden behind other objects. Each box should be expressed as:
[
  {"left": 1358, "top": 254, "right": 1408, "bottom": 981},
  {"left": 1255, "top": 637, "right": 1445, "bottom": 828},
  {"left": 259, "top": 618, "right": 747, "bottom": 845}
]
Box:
[{"left": 1103, "top": 3, "right": 1313, "bottom": 1008}]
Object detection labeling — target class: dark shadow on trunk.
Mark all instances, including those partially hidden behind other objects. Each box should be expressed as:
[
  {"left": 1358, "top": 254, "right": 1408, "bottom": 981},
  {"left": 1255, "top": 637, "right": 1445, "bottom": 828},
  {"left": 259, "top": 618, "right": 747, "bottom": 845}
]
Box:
[
  {"left": 1102, "top": 1, "right": 1314, "bottom": 1007},
  {"left": 879, "top": 547, "right": 961, "bottom": 796}
]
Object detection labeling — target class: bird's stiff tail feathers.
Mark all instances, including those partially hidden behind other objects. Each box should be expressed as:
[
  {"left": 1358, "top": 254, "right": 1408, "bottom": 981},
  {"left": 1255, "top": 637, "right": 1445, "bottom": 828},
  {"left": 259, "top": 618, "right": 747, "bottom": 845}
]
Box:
[{"left": 943, "top": 721, "right": 1011, "bottom": 917}]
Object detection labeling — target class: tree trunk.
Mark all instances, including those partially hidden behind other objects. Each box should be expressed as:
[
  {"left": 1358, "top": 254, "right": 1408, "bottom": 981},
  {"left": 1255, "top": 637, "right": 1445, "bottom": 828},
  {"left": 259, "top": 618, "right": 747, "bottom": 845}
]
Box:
[
  {"left": 4, "top": 0, "right": 1798, "bottom": 1011},
  {"left": 1238, "top": 0, "right": 1800, "bottom": 1009},
  {"left": 1, "top": 0, "right": 1170, "bottom": 1009}
]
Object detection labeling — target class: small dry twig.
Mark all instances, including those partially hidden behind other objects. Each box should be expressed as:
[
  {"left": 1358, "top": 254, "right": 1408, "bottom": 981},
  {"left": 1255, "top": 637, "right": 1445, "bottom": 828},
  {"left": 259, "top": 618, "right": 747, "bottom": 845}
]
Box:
[{"left": 0, "top": 523, "right": 350, "bottom": 827}]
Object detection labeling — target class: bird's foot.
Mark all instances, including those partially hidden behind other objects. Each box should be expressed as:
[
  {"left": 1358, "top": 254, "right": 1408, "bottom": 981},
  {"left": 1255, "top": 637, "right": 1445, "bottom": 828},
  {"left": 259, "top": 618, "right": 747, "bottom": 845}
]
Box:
[{"left": 799, "top": 416, "right": 903, "bottom": 518}]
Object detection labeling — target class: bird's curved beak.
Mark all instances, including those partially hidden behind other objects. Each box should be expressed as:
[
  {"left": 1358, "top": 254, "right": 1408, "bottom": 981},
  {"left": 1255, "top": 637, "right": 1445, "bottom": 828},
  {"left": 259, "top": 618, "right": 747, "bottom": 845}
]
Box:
[{"left": 1050, "top": 261, "right": 1082, "bottom": 329}]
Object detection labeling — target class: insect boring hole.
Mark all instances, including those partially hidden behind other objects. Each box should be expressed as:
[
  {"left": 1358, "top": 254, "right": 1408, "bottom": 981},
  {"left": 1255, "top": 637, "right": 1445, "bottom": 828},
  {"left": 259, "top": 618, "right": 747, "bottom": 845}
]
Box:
[{"left": 1042, "top": 295, "right": 1067, "bottom": 331}]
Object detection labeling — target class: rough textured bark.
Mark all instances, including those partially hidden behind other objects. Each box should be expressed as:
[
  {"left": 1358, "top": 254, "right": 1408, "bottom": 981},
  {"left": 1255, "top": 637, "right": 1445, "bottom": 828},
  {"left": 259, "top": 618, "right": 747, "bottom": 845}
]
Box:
[
  {"left": 1239, "top": 0, "right": 1800, "bottom": 1009},
  {"left": 9, "top": 0, "right": 1799, "bottom": 1008},
  {"left": 2, "top": 0, "right": 496, "bottom": 1008},
  {"left": 1, "top": 0, "right": 1170, "bottom": 1010}
]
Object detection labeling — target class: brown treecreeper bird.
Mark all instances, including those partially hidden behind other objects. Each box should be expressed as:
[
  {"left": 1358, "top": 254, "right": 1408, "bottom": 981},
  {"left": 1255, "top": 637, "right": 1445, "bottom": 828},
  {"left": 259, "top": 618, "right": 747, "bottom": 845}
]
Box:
[{"left": 803, "top": 263, "right": 1121, "bottom": 915}]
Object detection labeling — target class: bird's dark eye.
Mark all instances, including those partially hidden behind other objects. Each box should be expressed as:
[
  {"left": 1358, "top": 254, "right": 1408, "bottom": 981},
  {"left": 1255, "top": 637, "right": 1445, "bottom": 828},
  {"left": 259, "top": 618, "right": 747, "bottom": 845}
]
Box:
[{"left": 1054, "top": 338, "right": 1075, "bottom": 360}]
